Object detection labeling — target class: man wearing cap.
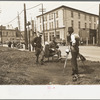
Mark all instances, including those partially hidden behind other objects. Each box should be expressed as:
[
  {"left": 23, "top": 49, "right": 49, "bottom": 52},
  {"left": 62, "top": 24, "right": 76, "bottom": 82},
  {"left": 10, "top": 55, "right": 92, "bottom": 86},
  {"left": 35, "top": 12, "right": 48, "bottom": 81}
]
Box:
[
  {"left": 32, "top": 32, "right": 42, "bottom": 63},
  {"left": 67, "top": 27, "right": 80, "bottom": 81}
]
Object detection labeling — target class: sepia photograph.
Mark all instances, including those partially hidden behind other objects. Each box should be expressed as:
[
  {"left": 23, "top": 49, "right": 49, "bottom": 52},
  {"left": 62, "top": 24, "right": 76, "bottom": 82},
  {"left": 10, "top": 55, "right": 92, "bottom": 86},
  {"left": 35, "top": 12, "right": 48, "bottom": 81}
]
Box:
[{"left": 0, "top": 1, "right": 100, "bottom": 99}]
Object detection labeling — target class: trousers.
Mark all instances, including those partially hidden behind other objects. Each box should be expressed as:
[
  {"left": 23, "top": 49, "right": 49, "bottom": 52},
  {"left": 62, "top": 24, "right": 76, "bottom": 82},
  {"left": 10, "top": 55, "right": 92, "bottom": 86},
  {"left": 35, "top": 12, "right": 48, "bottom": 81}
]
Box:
[{"left": 71, "top": 46, "right": 79, "bottom": 75}]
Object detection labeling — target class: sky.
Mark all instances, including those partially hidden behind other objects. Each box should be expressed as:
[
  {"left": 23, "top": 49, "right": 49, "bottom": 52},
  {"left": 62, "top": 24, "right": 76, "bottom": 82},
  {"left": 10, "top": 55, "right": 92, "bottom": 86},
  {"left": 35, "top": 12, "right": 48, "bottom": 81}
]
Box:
[{"left": 0, "top": 1, "right": 100, "bottom": 30}]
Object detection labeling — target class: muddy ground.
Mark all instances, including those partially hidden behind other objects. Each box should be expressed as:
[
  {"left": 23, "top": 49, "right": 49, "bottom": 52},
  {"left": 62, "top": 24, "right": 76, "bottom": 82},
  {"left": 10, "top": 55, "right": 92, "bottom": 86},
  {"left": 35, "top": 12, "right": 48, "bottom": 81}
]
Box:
[{"left": 0, "top": 46, "right": 100, "bottom": 85}]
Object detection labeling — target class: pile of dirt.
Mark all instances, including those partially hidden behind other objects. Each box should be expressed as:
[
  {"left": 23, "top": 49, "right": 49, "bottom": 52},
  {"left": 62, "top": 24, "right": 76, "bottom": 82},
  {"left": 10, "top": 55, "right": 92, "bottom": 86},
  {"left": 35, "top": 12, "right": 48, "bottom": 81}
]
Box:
[{"left": 0, "top": 46, "right": 100, "bottom": 85}]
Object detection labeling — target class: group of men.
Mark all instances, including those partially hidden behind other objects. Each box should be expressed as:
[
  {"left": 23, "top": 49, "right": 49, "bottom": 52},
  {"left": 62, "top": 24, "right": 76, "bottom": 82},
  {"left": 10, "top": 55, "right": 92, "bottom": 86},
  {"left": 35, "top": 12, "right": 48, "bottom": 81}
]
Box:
[{"left": 32, "top": 27, "right": 80, "bottom": 81}]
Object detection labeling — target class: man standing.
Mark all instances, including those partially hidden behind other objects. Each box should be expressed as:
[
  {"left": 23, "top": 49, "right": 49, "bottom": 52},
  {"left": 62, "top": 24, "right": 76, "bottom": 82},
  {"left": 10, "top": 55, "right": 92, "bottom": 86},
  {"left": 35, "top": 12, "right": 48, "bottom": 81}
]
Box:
[
  {"left": 67, "top": 27, "right": 80, "bottom": 81},
  {"left": 32, "top": 32, "right": 42, "bottom": 63}
]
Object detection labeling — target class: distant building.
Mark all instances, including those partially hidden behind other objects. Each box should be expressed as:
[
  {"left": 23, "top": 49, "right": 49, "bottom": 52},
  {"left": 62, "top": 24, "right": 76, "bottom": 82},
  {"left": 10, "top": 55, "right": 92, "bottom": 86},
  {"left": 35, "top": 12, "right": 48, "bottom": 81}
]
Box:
[
  {"left": 21, "top": 29, "right": 37, "bottom": 43},
  {"left": 37, "top": 5, "right": 99, "bottom": 43},
  {"left": 0, "top": 28, "right": 17, "bottom": 43}
]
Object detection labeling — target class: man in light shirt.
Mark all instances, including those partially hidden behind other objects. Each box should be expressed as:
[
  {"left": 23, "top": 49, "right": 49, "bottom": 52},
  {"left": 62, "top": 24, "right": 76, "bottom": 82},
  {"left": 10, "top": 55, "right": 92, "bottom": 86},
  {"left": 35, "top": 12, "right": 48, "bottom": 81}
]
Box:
[{"left": 67, "top": 27, "right": 80, "bottom": 81}]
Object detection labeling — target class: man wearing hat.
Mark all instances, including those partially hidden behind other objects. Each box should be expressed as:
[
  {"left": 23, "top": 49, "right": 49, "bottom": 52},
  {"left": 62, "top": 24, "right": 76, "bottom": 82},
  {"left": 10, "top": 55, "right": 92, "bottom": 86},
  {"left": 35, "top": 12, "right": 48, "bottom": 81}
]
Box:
[
  {"left": 67, "top": 27, "right": 80, "bottom": 81},
  {"left": 32, "top": 32, "right": 43, "bottom": 63}
]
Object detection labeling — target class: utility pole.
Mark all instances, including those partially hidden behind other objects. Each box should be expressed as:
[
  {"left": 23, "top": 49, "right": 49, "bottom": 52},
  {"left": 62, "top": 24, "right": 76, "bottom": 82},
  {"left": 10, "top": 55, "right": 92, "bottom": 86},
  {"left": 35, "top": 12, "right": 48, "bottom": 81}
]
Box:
[
  {"left": 42, "top": 4, "right": 45, "bottom": 44},
  {"left": 54, "top": 13, "right": 56, "bottom": 37},
  {"left": 24, "top": 3, "right": 28, "bottom": 49},
  {"left": 39, "top": 4, "right": 46, "bottom": 45},
  {"left": 31, "top": 19, "right": 34, "bottom": 36},
  {"left": 18, "top": 12, "right": 21, "bottom": 31},
  {"left": 18, "top": 12, "right": 21, "bottom": 42},
  {"left": 1, "top": 25, "right": 2, "bottom": 45},
  {"left": 98, "top": 4, "right": 100, "bottom": 45}
]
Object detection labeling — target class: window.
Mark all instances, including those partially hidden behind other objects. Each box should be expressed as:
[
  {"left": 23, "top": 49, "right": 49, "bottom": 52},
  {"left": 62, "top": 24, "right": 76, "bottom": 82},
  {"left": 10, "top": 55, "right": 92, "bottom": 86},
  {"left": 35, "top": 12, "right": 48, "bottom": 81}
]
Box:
[
  {"left": 51, "top": 22, "right": 53, "bottom": 29},
  {"left": 46, "top": 23, "right": 47, "bottom": 30},
  {"left": 49, "top": 32, "right": 54, "bottom": 41},
  {"left": 89, "top": 16, "right": 91, "bottom": 21},
  {"left": 85, "top": 23, "right": 87, "bottom": 29},
  {"left": 40, "top": 25, "right": 42, "bottom": 31},
  {"left": 49, "top": 23, "right": 51, "bottom": 29},
  {"left": 78, "top": 13, "right": 80, "bottom": 19},
  {"left": 56, "top": 31, "right": 60, "bottom": 39},
  {"left": 94, "top": 24, "right": 96, "bottom": 29},
  {"left": 56, "top": 20, "right": 59, "bottom": 28},
  {"left": 40, "top": 17, "right": 41, "bottom": 23},
  {"left": 45, "top": 33, "right": 48, "bottom": 41},
  {"left": 89, "top": 23, "right": 91, "bottom": 29},
  {"left": 49, "top": 14, "right": 51, "bottom": 20},
  {"left": 51, "top": 13, "right": 53, "bottom": 20},
  {"left": 56, "top": 11, "right": 58, "bottom": 18},
  {"left": 71, "top": 11, "right": 73, "bottom": 18},
  {"left": 78, "top": 21, "right": 80, "bottom": 29},
  {"left": 94, "top": 17, "right": 96, "bottom": 22},
  {"left": 44, "top": 15, "right": 47, "bottom": 21},
  {"left": 85, "top": 14, "right": 86, "bottom": 20},
  {"left": 71, "top": 20, "right": 74, "bottom": 27},
  {"left": 6, "top": 32, "right": 8, "bottom": 36}
]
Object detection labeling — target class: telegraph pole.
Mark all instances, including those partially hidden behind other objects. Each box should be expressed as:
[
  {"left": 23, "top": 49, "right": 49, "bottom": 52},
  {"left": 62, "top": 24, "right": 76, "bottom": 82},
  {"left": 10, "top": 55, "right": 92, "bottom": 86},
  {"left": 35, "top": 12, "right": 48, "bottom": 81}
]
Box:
[
  {"left": 1, "top": 25, "right": 2, "bottom": 45},
  {"left": 98, "top": 4, "right": 100, "bottom": 45},
  {"left": 18, "top": 12, "right": 21, "bottom": 31},
  {"left": 54, "top": 13, "right": 56, "bottom": 37},
  {"left": 18, "top": 12, "right": 21, "bottom": 42},
  {"left": 42, "top": 4, "right": 45, "bottom": 44},
  {"left": 39, "top": 4, "right": 46, "bottom": 45},
  {"left": 27, "top": 21, "right": 31, "bottom": 51},
  {"left": 24, "top": 3, "right": 28, "bottom": 49}
]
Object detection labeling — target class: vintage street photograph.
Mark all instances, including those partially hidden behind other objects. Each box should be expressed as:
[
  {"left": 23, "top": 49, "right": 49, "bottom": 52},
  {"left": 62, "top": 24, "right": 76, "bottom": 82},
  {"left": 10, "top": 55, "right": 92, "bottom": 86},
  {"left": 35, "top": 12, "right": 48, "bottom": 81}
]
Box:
[{"left": 0, "top": 1, "right": 100, "bottom": 85}]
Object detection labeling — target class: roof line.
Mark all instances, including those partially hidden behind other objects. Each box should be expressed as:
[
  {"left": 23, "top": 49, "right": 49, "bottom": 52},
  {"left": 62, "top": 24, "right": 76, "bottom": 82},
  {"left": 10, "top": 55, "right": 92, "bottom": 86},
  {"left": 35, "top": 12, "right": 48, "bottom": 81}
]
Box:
[{"left": 37, "top": 5, "right": 99, "bottom": 17}]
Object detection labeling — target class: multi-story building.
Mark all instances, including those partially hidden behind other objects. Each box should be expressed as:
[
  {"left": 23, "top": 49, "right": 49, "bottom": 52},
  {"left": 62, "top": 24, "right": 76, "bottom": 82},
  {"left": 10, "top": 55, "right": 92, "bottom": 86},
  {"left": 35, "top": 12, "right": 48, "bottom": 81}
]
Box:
[
  {"left": 0, "top": 26, "right": 17, "bottom": 43},
  {"left": 37, "top": 5, "right": 98, "bottom": 43}
]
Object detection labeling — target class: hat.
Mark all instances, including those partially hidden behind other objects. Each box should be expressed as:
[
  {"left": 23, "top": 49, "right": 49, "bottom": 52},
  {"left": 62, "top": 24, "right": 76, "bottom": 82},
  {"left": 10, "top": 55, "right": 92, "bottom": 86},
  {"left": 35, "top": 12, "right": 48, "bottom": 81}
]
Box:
[{"left": 68, "top": 27, "right": 74, "bottom": 32}]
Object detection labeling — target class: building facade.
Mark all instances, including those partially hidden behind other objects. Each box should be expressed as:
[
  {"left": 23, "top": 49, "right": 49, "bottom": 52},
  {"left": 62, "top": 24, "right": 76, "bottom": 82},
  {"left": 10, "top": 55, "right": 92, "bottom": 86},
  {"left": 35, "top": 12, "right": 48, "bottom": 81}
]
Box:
[
  {"left": 37, "top": 5, "right": 99, "bottom": 43},
  {"left": 0, "top": 26, "right": 17, "bottom": 43}
]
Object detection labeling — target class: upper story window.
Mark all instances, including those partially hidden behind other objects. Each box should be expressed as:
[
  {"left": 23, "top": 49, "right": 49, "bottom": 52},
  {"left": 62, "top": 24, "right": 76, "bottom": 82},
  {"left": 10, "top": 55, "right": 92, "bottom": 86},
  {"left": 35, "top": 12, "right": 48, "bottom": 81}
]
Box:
[
  {"left": 49, "top": 23, "right": 51, "bottom": 29},
  {"left": 89, "top": 23, "right": 91, "bottom": 29},
  {"left": 56, "top": 11, "right": 58, "bottom": 18},
  {"left": 71, "top": 11, "right": 73, "bottom": 18},
  {"left": 56, "top": 20, "right": 59, "bottom": 28},
  {"left": 40, "top": 17, "right": 41, "bottom": 23},
  {"left": 85, "top": 14, "right": 86, "bottom": 20},
  {"left": 51, "top": 22, "right": 53, "bottom": 29},
  {"left": 51, "top": 13, "right": 53, "bottom": 20},
  {"left": 71, "top": 20, "right": 74, "bottom": 28},
  {"left": 46, "top": 23, "right": 47, "bottom": 30},
  {"left": 85, "top": 23, "right": 87, "bottom": 28},
  {"left": 78, "top": 21, "right": 80, "bottom": 29},
  {"left": 44, "top": 15, "right": 47, "bottom": 21},
  {"left": 89, "top": 16, "right": 91, "bottom": 21},
  {"left": 94, "top": 17, "right": 96, "bottom": 22},
  {"left": 78, "top": 13, "right": 80, "bottom": 19},
  {"left": 6, "top": 32, "right": 8, "bottom": 36},
  {"left": 40, "top": 25, "right": 42, "bottom": 31},
  {"left": 49, "top": 14, "right": 51, "bottom": 20},
  {"left": 94, "top": 24, "right": 96, "bottom": 29}
]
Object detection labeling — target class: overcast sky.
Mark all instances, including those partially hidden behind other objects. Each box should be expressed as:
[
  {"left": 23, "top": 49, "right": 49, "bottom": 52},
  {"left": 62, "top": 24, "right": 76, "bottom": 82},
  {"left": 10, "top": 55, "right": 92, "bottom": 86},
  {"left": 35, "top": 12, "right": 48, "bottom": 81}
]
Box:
[{"left": 0, "top": 1, "right": 100, "bottom": 30}]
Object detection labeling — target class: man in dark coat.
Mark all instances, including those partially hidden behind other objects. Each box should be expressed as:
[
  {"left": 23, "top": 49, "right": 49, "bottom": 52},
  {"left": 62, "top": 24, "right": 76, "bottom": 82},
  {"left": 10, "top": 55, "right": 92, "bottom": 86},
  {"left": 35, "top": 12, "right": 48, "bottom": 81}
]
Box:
[{"left": 32, "top": 33, "right": 42, "bottom": 63}]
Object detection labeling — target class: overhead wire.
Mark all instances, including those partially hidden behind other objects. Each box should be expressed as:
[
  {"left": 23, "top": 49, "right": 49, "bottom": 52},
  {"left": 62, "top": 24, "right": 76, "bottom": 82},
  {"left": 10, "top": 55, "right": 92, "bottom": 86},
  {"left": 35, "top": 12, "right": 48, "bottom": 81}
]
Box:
[{"left": 2, "top": 3, "right": 98, "bottom": 27}]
